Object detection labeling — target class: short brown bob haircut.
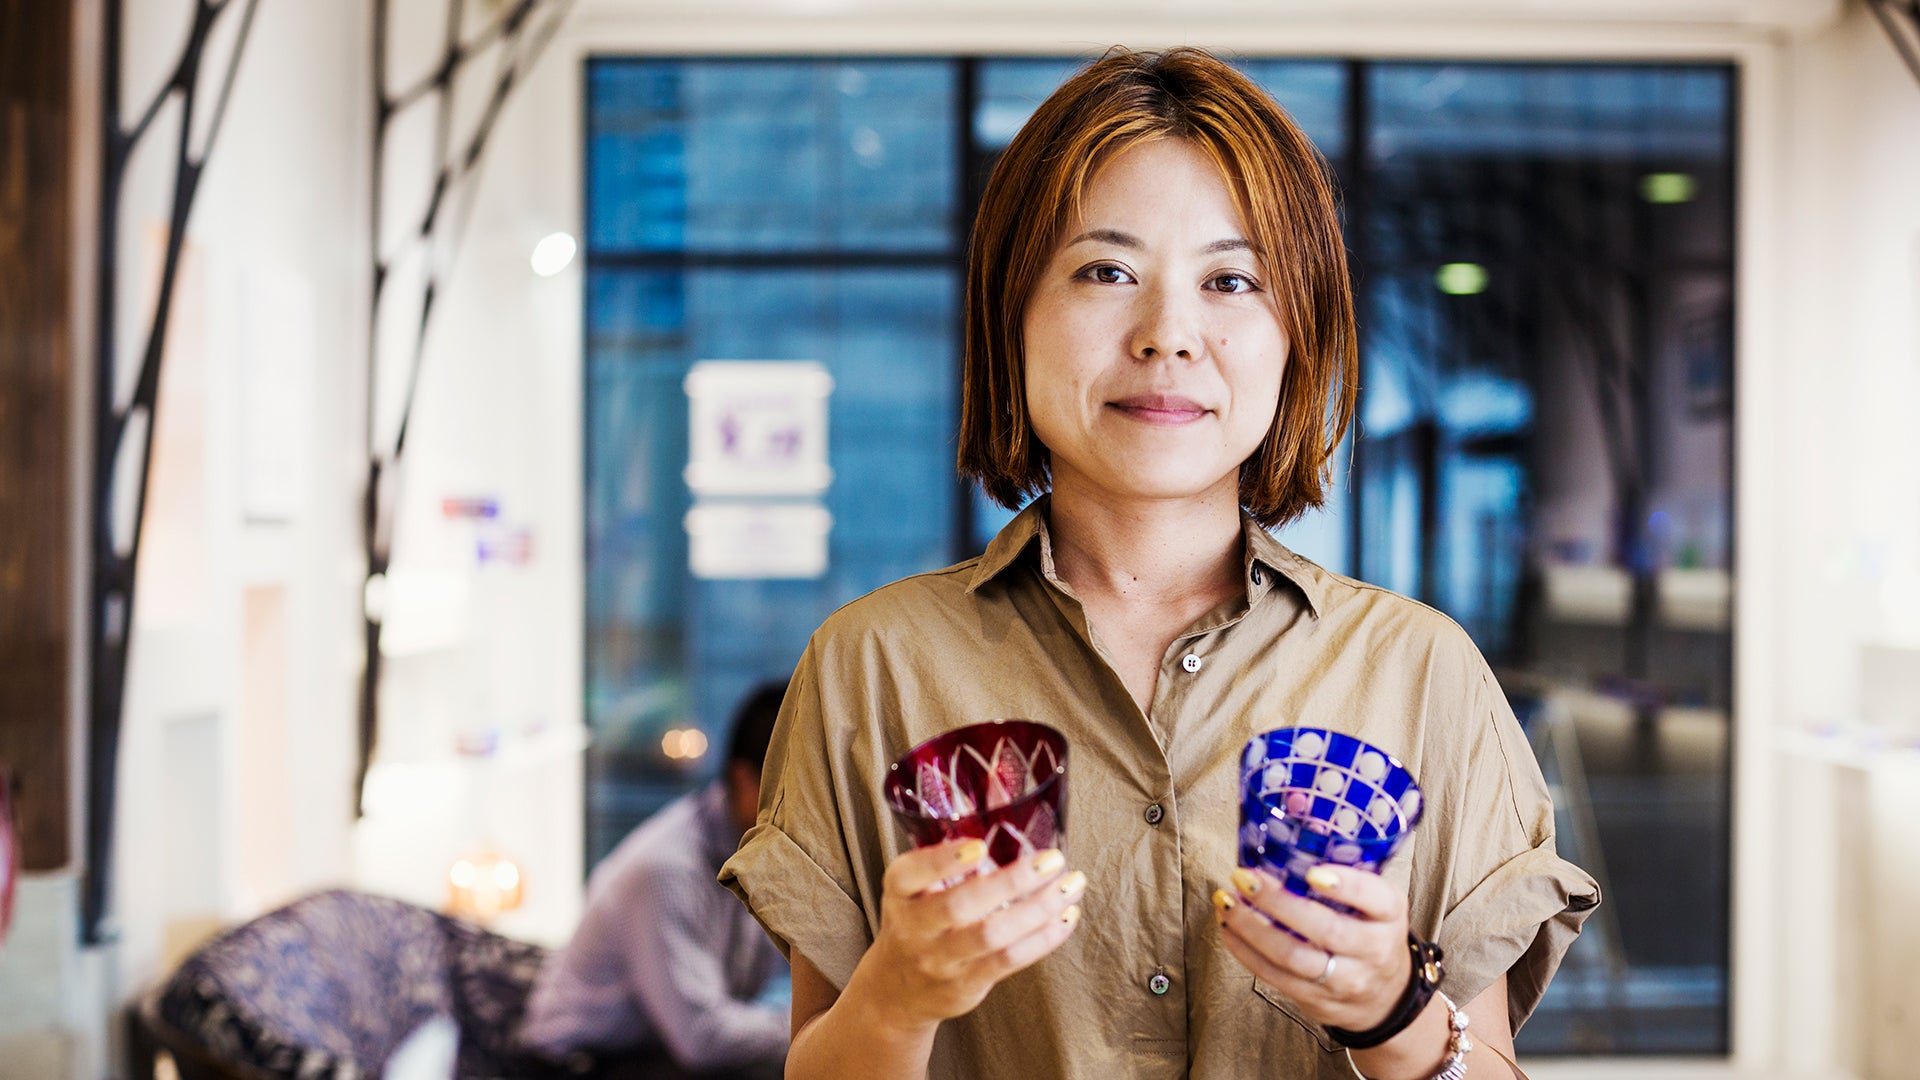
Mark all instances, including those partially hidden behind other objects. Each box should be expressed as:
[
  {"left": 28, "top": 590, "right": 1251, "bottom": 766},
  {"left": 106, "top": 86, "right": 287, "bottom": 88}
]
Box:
[{"left": 957, "top": 47, "right": 1357, "bottom": 529}]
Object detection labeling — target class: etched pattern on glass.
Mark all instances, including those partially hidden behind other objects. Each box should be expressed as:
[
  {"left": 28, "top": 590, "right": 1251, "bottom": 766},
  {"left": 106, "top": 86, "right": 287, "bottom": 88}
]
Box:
[
  {"left": 1239, "top": 727, "right": 1422, "bottom": 906},
  {"left": 886, "top": 721, "right": 1068, "bottom": 868}
]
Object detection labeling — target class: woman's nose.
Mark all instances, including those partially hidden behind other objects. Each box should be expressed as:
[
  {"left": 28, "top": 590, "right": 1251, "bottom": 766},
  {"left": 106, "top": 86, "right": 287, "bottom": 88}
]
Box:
[{"left": 1127, "top": 286, "right": 1202, "bottom": 362}]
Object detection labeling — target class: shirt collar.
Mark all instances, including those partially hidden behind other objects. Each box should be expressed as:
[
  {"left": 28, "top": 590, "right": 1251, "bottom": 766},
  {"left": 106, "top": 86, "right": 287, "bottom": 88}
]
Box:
[
  {"left": 965, "top": 495, "right": 1324, "bottom": 618},
  {"left": 1241, "top": 515, "right": 1325, "bottom": 618},
  {"left": 966, "top": 498, "right": 1050, "bottom": 594}
]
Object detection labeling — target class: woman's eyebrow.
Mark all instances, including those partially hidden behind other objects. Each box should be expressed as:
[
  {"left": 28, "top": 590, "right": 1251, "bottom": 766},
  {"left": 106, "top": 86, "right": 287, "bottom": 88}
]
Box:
[
  {"left": 1064, "top": 229, "right": 1252, "bottom": 256},
  {"left": 1065, "top": 227, "right": 1142, "bottom": 249}
]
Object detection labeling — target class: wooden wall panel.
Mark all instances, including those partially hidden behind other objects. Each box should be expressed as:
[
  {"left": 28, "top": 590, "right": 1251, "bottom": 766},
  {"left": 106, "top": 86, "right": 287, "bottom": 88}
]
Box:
[{"left": 0, "top": 0, "right": 75, "bottom": 871}]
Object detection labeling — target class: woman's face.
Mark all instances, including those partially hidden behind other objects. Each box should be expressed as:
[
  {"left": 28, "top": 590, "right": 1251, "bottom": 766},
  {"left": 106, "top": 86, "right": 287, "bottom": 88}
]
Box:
[{"left": 1022, "top": 137, "right": 1288, "bottom": 512}]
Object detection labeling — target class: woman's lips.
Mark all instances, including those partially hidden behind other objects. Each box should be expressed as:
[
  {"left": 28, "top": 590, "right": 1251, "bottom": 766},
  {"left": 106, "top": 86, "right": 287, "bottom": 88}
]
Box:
[{"left": 1108, "top": 394, "right": 1209, "bottom": 424}]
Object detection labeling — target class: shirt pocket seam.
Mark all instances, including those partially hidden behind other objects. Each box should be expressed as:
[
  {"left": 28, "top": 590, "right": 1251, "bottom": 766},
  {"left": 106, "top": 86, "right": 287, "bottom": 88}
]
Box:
[{"left": 1251, "top": 978, "right": 1345, "bottom": 1055}]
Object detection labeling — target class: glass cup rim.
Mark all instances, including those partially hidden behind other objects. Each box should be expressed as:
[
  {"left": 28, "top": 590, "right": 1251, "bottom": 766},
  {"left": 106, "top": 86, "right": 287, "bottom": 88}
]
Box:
[{"left": 885, "top": 718, "right": 1067, "bottom": 825}]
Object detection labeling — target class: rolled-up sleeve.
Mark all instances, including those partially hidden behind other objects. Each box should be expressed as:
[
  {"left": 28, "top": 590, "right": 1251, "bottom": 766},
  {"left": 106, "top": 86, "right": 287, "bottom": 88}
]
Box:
[
  {"left": 1438, "top": 833, "right": 1597, "bottom": 1029},
  {"left": 719, "top": 641, "right": 877, "bottom": 992},
  {"left": 1423, "top": 659, "right": 1600, "bottom": 1032}
]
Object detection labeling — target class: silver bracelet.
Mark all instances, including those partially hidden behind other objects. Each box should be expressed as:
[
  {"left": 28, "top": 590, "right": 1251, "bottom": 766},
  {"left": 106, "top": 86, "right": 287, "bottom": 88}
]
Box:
[
  {"left": 1341, "top": 991, "right": 1471, "bottom": 1080},
  {"left": 1430, "top": 991, "right": 1472, "bottom": 1080}
]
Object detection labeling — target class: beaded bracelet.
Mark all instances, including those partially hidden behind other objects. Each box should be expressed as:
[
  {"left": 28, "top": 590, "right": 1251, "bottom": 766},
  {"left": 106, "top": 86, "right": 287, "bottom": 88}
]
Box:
[
  {"left": 1428, "top": 992, "right": 1472, "bottom": 1080},
  {"left": 1341, "top": 991, "right": 1471, "bottom": 1080}
]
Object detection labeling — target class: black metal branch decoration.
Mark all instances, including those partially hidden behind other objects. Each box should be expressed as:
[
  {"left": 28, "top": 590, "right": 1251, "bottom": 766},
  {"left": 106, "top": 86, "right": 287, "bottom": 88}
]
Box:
[
  {"left": 1867, "top": 0, "right": 1920, "bottom": 88},
  {"left": 359, "top": 0, "right": 575, "bottom": 812},
  {"left": 86, "top": 0, "right": 262, "bottom": 945}
]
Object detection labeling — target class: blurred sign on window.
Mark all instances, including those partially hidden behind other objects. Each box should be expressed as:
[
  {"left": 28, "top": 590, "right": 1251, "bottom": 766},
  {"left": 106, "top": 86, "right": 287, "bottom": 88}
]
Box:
[
  {"left": 684, "top": 359, "right": 833, "bottom": 579},
  {"left": 685, "top": 503, "right": 833, "bottom": 580},
  {"left": 684, "top": 360, "right": 833, "bottom": 497}
]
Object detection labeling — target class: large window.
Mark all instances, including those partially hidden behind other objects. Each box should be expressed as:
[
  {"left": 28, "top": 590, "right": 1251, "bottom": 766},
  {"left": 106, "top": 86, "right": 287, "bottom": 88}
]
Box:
[{"left": 584, "top": 56, "right": 1735, "bottom": 1056}]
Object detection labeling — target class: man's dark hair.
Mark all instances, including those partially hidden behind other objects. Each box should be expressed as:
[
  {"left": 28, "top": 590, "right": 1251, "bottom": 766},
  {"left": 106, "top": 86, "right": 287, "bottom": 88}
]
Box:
[{"left": 725, "top": 680, "right": 787, "bottom": 773}]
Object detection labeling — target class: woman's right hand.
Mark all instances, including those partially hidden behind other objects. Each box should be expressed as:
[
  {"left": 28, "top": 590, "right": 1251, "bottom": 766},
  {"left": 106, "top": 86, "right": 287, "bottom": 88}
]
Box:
[{"left": 846, "top": 838, "right": 1087, "bottom": 1033}]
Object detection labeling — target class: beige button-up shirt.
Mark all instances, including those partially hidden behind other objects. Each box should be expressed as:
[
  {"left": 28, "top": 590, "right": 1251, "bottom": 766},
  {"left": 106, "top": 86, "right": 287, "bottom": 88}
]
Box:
[{"left": 720, "top": 500, "right": 1598, "bottom": 1079}]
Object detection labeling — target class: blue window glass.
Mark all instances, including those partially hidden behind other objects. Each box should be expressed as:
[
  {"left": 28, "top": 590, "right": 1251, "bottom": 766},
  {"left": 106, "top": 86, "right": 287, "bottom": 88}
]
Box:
[
  {"left": 1240, "top": 60, "right": 1348, "bottom": 159},
  {"left": 973, "top": 58, "right": 1088, "bottom": 150},
  {"left": 589, "top": 60, "right": 956, "bottom": 255}
]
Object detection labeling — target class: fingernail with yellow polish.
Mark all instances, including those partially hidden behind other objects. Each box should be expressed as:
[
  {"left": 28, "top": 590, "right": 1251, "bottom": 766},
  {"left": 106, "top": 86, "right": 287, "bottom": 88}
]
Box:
[
  {"left": 1059, "top": 870, "right": 1088, "bottom": 897},
  {"left": 1033, "top": 848, "right": 1066, "bottom": 875},
  {"left": 956, "top": 839, "right": 988, "bottom": 864},
  {"left": 1231, "top": 868, "right": 1261, "bottom": 896},
  {"left": 1306, "top": 866, "right": 1341, "bottom": 891},
  {"left": 1212, "top": 887, "right": 1236, "bottom": 914},
  {"left": 1061, "top": 904, "right": 1082, "bottom": 926}
]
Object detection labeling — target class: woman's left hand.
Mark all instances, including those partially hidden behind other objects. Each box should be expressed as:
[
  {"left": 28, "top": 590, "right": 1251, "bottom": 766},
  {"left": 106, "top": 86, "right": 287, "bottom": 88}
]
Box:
[{"left": 1214, "top": 866, "right": 1411, "bottom": 1033}]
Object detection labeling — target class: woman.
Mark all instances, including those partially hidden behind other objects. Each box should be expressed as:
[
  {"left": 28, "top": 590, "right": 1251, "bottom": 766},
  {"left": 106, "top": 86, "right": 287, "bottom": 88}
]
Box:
[{"left": 720, "top": 47, "right": 1597, "bottom": 1079}]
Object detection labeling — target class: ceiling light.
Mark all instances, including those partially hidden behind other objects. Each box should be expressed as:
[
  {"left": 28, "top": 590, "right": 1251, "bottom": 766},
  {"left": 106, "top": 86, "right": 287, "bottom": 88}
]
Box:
[
  {"left": 1435, "top": 262, "right": 1488, "bottom": 296},
  {"left": 1639, "top": 173, "right": 1696, "bottom": 204},
  {"left": 530, "top": 231, "right": 577, "bottom": 277}
]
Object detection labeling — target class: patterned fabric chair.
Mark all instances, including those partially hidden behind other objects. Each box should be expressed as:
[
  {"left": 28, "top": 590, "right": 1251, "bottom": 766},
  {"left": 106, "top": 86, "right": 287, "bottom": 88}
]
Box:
[{"left": 138, "top": 890, "right": 550, "bottom": 1080}]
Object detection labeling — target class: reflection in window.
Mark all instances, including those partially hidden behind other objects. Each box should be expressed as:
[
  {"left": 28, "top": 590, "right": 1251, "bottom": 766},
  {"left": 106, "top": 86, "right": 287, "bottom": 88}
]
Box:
[
  {"left": 584, "top": 55, "right": 1735, "bottom": 1057},
  {"left": 1358, "top": 63, "right": 1734, "bottom": 1054}
]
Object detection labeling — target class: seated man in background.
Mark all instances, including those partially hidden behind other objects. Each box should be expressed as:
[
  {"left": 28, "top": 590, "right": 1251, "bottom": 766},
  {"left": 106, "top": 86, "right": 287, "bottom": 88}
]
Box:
[{"left": 519, "top": 683, "right": 790, "bottom": 1080}]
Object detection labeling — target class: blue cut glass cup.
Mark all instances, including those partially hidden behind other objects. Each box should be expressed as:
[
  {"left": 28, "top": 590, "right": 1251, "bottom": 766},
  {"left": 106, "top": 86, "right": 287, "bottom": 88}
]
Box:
[{"left": 1239, "top": 727, "right": 1423, "bottom": 915}]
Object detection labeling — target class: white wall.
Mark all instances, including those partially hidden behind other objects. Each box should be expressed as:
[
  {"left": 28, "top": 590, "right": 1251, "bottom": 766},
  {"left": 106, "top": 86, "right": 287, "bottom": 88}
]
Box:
[
  {"left": 1778, "top": 3, "right": 1920, "bottom": 717},
  {"left": 109, "top": 0, "right": 369, "bottom": 947},
  {"left": 349, "top": 0, "right": 586, "bottom": 947},
  {"left": 1768, "top": 4, "right": 1920, "bottom": 1077},
  {"left": 4, "top": 1, "right": 591, "bottom": 1071},
  {"left": 2, "top": 2, "right": 369, "bottom": 1078}
]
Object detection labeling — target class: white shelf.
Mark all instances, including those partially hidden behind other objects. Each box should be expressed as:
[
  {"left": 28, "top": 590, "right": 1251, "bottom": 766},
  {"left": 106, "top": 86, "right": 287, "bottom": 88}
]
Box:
[
  {"left": 364, "top": 724, "right": 591, "bottom": 787},
  {"left": 1777, "top": 726, "right": 1920, "bottom": 773}
]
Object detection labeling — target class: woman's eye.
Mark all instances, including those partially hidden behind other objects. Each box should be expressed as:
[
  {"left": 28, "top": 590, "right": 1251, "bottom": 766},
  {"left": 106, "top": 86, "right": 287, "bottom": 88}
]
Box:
[
  {"left": 1208, "top": 272, "right": 1258, "bottom": 294},
  {"left": 1082, "top": 264, "right": 1134, "bottom": 285}
]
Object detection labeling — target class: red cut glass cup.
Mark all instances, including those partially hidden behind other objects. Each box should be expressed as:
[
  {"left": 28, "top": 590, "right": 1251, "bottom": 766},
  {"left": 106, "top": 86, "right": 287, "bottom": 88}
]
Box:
[{"left": 884, "top": 719, "right": 1068, "bottom": 868}]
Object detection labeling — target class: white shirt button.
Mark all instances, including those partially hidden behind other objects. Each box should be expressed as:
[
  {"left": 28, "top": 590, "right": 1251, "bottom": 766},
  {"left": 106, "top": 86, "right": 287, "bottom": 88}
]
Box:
[{"left": 1180, "top": 653, "right": 1202, "bottom": 673}]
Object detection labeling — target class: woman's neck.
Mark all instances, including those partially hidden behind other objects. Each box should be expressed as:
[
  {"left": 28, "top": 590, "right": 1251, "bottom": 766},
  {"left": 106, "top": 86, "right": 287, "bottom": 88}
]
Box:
[{"left": 1045, "top": 478, "right": 1245, "bottom": 610}]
